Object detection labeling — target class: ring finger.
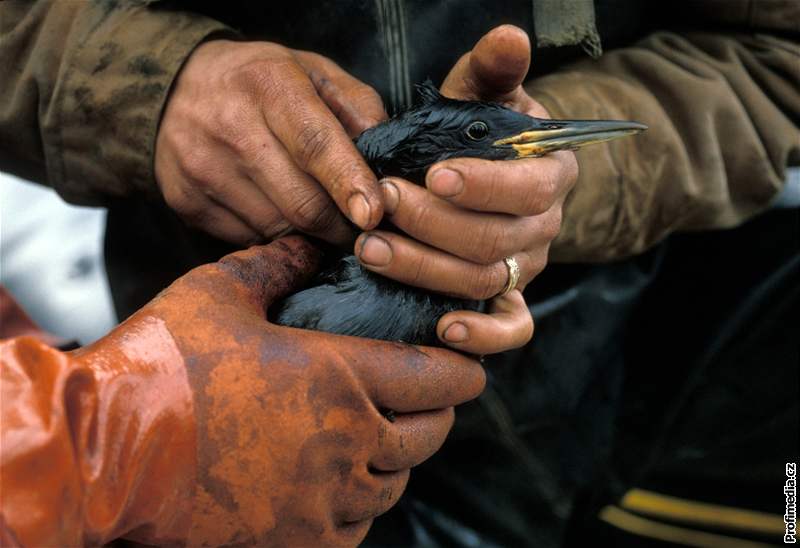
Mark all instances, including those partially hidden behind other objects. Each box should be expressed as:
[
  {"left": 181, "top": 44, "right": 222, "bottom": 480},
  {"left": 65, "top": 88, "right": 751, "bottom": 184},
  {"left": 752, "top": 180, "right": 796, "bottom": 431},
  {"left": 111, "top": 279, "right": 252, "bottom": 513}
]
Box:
[
  {"left": 355, "top": 230, "right": 537, "bottom": 300},
  {"left": 158, "top": 161, "right": 263, "bottom": 245},
  {"left": 201, "top": 168, "right": 293, "bottom": 240}
]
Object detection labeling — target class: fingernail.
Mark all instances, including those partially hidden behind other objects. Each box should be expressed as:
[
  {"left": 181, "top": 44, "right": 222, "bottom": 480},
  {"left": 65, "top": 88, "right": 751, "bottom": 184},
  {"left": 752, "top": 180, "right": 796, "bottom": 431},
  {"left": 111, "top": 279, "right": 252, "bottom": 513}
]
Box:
[
  {"left": 443, "top": 322, "right": 469, "bottom": 342},
  {"left": 380, "top": 179, "right": 399, "bottom": 214},
  {"left": 348, "top": 193, "right": 371, "bottom": 228},
  {"left": 428, "top": 168, "right": 463, "bottom": 197},
  {"left": 358, "top": 235, "right": 392, "bottom": 266}
]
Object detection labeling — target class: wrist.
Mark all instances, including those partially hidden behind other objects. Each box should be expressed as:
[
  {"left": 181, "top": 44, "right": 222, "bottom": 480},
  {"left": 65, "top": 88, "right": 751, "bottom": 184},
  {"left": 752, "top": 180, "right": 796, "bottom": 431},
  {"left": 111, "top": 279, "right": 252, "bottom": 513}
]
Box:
[{"left": 71, "top": 315, "right": 196, "bottom": 545}]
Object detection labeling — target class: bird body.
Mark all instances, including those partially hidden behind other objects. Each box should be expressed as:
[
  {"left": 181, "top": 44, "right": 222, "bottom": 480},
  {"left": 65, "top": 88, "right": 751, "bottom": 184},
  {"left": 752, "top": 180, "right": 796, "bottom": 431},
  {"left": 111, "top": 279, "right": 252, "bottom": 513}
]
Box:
[
  {"left": 272, "top": 82, "right": 645, "bottom": 344},
  {"left": 273, "top": 254, "right": 480, "bottom": 345}
]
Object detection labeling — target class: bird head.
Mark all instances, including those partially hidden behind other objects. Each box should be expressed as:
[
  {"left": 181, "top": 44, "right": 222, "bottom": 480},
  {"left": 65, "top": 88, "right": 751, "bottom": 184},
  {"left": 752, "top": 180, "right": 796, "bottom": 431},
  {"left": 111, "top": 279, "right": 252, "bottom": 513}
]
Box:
[{"left": 355, "top": 81, "right": 647, "bottom": 184}]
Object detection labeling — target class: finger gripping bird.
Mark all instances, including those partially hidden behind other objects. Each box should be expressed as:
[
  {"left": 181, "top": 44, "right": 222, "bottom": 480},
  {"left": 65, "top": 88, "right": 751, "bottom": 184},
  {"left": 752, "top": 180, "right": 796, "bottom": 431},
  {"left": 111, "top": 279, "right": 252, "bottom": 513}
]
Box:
[{"left": 271, "top": 82, "right": 646, "bottom": 345}]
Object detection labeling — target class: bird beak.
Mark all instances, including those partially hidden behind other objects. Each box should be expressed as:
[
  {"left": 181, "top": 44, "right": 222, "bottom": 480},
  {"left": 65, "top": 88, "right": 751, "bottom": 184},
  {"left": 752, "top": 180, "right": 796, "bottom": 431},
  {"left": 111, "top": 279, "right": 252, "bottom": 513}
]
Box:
[{"left": 493, "top": 119, "right": 647, "bottom": 157}]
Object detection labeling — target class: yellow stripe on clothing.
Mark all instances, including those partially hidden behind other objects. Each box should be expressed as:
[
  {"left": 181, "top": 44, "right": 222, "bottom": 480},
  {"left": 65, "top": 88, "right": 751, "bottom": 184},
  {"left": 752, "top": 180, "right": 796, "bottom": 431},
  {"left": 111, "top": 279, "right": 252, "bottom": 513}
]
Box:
[
  {"left": 599, "top": 506, "right": 773, "bottom": 548},
  {"left": 620, "top": 488, "right": 784, "bottom": 535}
]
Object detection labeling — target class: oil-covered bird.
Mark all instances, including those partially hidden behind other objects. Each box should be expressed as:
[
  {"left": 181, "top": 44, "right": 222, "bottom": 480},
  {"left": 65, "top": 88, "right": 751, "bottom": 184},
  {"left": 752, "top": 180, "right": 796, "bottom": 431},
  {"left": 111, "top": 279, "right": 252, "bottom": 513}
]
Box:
[{"left": 271, "top": 82, "right": 646, "bottom": 345}]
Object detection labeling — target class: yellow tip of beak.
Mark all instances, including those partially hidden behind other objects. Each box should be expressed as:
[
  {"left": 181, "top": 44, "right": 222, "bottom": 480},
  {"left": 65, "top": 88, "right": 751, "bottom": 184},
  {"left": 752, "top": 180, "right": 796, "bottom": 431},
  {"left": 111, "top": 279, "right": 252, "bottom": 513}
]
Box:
[{"left": 493, "top": 120, "right": 647, "bottom": 157}]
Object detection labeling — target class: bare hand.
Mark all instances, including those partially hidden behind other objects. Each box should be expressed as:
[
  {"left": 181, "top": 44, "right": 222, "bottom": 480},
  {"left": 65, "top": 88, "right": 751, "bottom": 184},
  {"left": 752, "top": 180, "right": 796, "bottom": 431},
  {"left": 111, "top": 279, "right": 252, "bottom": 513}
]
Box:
[
  {"left": 355, "top": 25, "right": 577, "bottom": 354},
  {"left": 155, "top": 40, "right": 388, "bottom": 246}
]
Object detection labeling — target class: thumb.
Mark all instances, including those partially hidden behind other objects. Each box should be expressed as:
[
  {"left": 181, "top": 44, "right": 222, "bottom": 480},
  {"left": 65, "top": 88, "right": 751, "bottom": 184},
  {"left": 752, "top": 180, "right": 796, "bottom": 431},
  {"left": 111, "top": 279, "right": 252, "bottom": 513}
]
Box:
[
  {"left": 441, "top": 24, "right": 531, "bottom": 102},
  {"left": 216, "top": 235, "right": 322, "bottom": 313}
]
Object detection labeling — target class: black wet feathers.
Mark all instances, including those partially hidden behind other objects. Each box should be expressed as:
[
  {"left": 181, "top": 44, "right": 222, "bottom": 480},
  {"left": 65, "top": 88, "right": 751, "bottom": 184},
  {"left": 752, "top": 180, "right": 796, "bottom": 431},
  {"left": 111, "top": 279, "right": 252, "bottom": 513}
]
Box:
[{"left": 272, "top": 254, "right": 478, "bottom": 346}]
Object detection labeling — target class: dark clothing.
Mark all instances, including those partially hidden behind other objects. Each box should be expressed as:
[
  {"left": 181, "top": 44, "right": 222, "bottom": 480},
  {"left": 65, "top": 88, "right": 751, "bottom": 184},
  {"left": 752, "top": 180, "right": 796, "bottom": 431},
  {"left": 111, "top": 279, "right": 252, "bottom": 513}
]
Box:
[{"left": 369, "top": 207, "right": 799, "bottom": 546}]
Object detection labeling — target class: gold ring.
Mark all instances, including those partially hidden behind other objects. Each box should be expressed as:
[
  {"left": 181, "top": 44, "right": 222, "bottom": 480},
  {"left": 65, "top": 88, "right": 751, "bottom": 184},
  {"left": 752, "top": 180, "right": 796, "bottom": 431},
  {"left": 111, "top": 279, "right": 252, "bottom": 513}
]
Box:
[{"left": 498, "top": 257, "right": 520, "bottom": 297}]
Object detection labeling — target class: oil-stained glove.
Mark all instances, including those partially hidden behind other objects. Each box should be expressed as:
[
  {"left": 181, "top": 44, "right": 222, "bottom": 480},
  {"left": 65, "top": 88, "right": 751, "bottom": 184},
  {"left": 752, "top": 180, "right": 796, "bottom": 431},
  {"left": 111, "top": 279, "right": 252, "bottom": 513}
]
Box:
[{"left": 0, "top": 236, "right": 485, "bottom": 547}]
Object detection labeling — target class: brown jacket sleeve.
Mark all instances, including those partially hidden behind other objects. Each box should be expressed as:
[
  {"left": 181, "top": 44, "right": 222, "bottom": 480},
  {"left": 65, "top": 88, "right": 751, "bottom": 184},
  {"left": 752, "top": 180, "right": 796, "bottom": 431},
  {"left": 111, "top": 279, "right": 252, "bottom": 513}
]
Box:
[
  {"left": 528, "top": 21, "right": 800, "bottom": 261},
  {"left": 0, "top": 0, "right": 232, "bottom": 205},
  {"left": 0, "top": 330, "right": 196, "bottom": 547}
]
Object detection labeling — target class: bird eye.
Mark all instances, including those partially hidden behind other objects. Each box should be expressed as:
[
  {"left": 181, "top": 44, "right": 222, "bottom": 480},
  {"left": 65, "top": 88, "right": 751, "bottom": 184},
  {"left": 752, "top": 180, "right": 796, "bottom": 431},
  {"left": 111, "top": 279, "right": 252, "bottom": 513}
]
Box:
[{"left": 466, "top": 121, "right": 489, "bottom": 141}]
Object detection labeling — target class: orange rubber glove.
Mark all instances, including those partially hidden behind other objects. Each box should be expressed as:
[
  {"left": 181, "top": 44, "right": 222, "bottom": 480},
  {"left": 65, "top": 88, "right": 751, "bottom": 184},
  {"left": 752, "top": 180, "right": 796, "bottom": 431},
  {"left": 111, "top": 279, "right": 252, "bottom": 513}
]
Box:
[{"left": 0, "top": 236, "right": 485, "bottom": 547}]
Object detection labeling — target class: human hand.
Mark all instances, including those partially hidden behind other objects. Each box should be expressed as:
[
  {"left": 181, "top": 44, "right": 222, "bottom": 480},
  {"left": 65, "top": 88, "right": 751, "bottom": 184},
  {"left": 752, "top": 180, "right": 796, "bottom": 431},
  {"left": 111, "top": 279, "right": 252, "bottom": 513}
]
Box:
[
  {"left": 79, "top": 236, "right": 484, "bottom": 546},
  {"left": 155, "top": 40, "right": 388, "bottom": 246},
  {"left": 354, "top": 25, "right": 577, "bottom": 354}
]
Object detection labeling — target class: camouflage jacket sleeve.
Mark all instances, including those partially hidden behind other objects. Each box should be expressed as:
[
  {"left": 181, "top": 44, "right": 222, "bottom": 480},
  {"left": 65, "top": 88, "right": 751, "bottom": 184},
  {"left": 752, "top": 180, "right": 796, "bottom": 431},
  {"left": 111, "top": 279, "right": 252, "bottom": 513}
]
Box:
[
  {"left": 528, "top": 2, "right": 800, "bottom": 262},
  {"left": 0, "top": 1, "right": 233, "bottom": 205}
]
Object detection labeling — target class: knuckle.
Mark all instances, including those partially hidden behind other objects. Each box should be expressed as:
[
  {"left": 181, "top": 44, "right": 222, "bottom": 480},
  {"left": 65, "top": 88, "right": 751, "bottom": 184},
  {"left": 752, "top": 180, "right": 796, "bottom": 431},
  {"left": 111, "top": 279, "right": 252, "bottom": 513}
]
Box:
[
  {"left": 467, "top": 263, "right": 504, "bottom": 300},
  {"left": 352, "top": 83, "right": 384, "bottom": 113},
  {"left": 229, "top": 55, "right": 300, "bottom": 110},
  {"left": 474, "top": 222, "right": 513, "bottom": 265},
  {"left": 295, "top": 121, "right": 336, "bottom": 171},
  {"left": 527, "top": 253, "right": 548, "bottom": 278},
  {"left": 508, "top": 314, "right": 535, "bottom": 349},
  {"left": 262, "top": 221, "right": 292, "bottom": 240},
  {"left": 214, "top": 104, "right": 255, "bottom": 153},
  {"left": 289, "top": 191, "right": 338, "bottom": 233},
  {"left": 385, "top": 470, "right": 410, "bottom": 506},
  {"left": 180, "top": 262, "right": 224, "bottom": 291},
  {"left": 229, "top": 134, "right": 259, "bottom": 161},
  {"left": 483, "top": 166, "right": 505, "bottom": 209},
  {"left": 325, "top": 158, "right": 364, "bottom": 199},
  {"left": 523, "top": 160, "right": 570, "bottom": 215},
  {"left": 520, "top": 190, "right": 546, "bottom": 216},
  {"left": 524, "top": 313, "right": 535, "bottom": 341},
  {"left": 472, "top": 365, "right": 488, "bottom": 395},
  {"left": 157, "top": 123, "right": 184, "bottom": 156},
  {"left": 160, "top": 183, "right": 186, "bottom": 213},
  {"left": 458, "top": 162, "right": 498, "bottom": 210},
  {"left": 407, "top": 252, "right": 431, "bottom": 288},
  {"left": 177, "top": 147, "right": 211, "bottom": 183},
  {"left": 542, "top": 209, "right": 563, "bottom": 241},
  {"left": 255, "top": 210, "right": 290, "bottom": 239},
  {"left": 232, "top": 57, "right": 283, "bottom": 93},
  {"left": 352, "top": 82, "right": 379, "bottom": 101},
  {"left": 162, "top": 182, "right": 203, "bottom": 221},
  {"left": 524, "top": 176, "right": 556, "bottom": 215},
  {"left": 408, "top": 199, "right": 435, "bottom": 233},
  {"left": 215, "top": 100, "right": 243, "bottom": 133},
  {"left": 251, "top": 218, "right": 277, "bottom": 238},
  {"left": 392, "top": 190, "right": 431, "bottom": 233},
  {"left": 238, "top": 59, "right": 270, "bottom": 85},
  {"left": 250, "top": 210, "right": 283, "bottom": 237},
  {"left": 313, "top": 73, "right": 337, "bottom": 100},
  {"left": 186, "top": 263, "right": 224, "bottom": 284},
  {"left": 434, "top": 408, "right": 456, "bottom": 439},
  {"left": 563, "top": 151, "right": 579, "bottom": 188},
  {"left": 442, "top": 406, "right": 456, "bottom": 427}
]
